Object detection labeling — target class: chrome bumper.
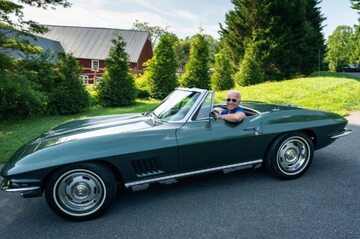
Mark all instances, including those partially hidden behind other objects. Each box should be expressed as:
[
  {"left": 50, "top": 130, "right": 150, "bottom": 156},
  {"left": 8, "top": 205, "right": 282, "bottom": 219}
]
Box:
[
  {"left": 1, "top": 178, "right": 42, "bottom": 198},
  {"left": 330, "top": 128, "right": 352, "bottom": 139}
]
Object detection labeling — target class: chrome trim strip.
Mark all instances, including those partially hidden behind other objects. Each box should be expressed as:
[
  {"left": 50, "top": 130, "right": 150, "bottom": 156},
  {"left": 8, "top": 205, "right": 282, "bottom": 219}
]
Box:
[
  {"left": 5, "top": 186, "right": 41, "bottom": 193},
  {"left": 331, "top": 128, "right": 352, "bottom": 139},
  {"left": 125, "top": 159, "right": 263, "bottom": 188}
]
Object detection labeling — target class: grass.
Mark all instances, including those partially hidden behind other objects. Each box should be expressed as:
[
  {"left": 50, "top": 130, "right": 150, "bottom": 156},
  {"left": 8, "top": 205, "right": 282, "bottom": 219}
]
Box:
[
  {"left": 215, "top": 72, "right": 360, "bottom": 116},
  {"left": 1, "top": 71, "right": 360, "bottom": 163}
]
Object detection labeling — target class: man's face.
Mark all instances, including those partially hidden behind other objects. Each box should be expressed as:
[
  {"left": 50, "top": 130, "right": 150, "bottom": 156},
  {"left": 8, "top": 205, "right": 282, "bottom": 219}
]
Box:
[{"left": 226, "top": 92, "right": 240, "bottom": 111}]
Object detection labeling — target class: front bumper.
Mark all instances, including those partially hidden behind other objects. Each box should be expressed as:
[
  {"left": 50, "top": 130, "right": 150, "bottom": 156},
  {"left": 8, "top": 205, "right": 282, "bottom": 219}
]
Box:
[
  {"left": 330, "top": 128, "right": 352, "bottom": 139},
  {"left": 1, "top": 178, "right": 42, "bottom": 198}
]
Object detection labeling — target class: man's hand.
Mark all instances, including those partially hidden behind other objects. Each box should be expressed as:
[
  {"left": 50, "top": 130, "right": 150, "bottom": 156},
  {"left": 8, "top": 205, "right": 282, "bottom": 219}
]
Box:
[{"left": 212, "top": 107, "right": 223, "bottom": 115}]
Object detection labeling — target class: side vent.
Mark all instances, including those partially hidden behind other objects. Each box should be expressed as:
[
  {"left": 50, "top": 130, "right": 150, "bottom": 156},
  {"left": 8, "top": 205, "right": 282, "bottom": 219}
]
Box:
[{"left": 132, "top": 158, "right": 164, "bottom": 178}]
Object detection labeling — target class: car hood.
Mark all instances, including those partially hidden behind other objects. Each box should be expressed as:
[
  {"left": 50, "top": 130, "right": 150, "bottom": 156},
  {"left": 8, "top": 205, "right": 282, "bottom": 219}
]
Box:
[
  {"left": 44, "top": 113, "right": 148, "bottom": 138},
  {"left": 42, "top": 113, "right": 152, "bottom": 142},
  {"left": 16, "top": 113, "right": 154, "bottom": 156}
]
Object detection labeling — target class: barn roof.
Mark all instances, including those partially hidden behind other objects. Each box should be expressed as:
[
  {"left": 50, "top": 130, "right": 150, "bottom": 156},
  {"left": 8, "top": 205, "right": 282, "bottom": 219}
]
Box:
[
  {"left": 1, "top": 30, "right": 64, "bottom": 59},
  {"left": 39, "top": 25, "right": 151, "bottom": 63}
]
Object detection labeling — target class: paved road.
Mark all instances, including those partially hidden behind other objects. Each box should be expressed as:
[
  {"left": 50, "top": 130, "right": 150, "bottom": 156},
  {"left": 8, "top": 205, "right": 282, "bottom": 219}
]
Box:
[
  {"left": 0, "top": 116, "right": 359, "bottom": 239},
  {"left": 343, "top": 72, "right": 360, "bottom": 78}
]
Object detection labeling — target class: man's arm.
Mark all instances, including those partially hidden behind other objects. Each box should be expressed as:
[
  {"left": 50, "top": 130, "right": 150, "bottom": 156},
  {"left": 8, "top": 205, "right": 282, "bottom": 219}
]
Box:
[{"left": 218, "top": 112, "right": 246, "bottom": 122}]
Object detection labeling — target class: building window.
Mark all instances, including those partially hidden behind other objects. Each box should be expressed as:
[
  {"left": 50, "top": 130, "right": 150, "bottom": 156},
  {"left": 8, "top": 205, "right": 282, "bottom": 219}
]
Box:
[
  {"left": 80, "top": 75, "right": 89, "bottom": 84},
  {"left": 92, "top": 60, "right": 100, "bottom": 71}
]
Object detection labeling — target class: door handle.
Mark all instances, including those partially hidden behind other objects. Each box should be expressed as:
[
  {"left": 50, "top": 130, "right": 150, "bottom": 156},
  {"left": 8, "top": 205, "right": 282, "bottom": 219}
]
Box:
[{"left": 244, "top": 126, "right": 259, "bottom": 131}]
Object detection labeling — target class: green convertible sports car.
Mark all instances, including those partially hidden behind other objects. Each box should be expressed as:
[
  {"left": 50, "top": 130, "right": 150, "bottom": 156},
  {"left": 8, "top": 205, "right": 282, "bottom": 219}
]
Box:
[{"left": 1, "top": 88, "right": 352, "bottom": 220}]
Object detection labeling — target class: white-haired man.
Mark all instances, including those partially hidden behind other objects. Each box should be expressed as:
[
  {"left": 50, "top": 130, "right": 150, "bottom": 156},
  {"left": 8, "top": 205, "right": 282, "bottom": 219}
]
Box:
[{"left": 215, "top": 90, "right": 246, "bottom": 123}]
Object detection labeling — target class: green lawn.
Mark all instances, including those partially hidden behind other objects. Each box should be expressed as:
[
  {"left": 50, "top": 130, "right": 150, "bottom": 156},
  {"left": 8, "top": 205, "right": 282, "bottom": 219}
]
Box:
[
  {"left": 1, "top": 72, "right": 359, "bottom": 163},
  {"left": 216, "top": 72, "right": 360, "bottom": 116}
]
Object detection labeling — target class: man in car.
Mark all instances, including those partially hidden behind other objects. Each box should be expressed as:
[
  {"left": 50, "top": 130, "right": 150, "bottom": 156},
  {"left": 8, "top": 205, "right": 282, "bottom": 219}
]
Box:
[{"left": 214, "top": 90, "right": 246, "bottom": 123}]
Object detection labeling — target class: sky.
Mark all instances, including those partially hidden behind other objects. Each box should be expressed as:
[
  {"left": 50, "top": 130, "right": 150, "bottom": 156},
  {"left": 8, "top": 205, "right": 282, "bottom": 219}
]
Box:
[{"left": 22, "top": 0, "right": 359, "bottom": 40}]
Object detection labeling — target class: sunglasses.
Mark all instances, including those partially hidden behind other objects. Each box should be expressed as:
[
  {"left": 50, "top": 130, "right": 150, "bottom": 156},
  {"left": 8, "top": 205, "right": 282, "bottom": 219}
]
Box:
[{"left": 226, "top": 98, "right": 238, "bottom": 103}]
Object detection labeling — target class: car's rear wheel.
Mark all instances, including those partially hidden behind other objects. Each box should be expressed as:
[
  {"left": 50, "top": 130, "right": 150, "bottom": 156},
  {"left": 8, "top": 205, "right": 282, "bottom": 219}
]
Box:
[
  {"left": 265, "top": 132, "right": 314, "bottom": 179},
  {"left": 45, "top": 163, "right": 117, "bottom": 221}
]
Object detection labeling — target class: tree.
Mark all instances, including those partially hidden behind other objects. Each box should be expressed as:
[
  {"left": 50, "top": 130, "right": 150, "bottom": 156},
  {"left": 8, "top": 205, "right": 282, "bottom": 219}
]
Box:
[
  {"left": 19, "top": 51, "right": 57, "bottom": 93},
  {"left": 131, "top": 20, "right": 167, "bottom": 46},
  {"left": 177, "top": 37, "right": 191, "bottom": 71},
  {"left": 350, "top": 0, "right": 360, "bottom": 64},
  {"left": 349, "top": 26, "right": 360, "bottom": 64},
  {"left": 350, "top": 0, "right": 360, "bottom": 11},
  {"left": 325, "top": 26, "right": 354, "bottom": 71},
  {"left": 220, "top": 0, "right": 271, "bottom": 67},
  {"left": 180, "top": 34, "right": 211, "bottom": 89},
  {"left": 16, "top": 51, "right": 58, "bottom": 114},
  {"left": 177, "top": 34, "right": 219, "bottom": 73},
  {"left": 211, "top": 49, "right": 234, "bottom": 90},
  {"left": 0, "top": 47, "right": 15, "bottom": 72},
  {"left": 271, "top": 0, "right": 325, "bottom": 77},
  {"left": 203, "top": 34, "right": 220, "bottom": 65},
  {"left": 142, "top": 33, "right": 179, "bottom": 99},
  {"left": 234, "top": 43, "right": 264, "bottom": 86},
  {"left": 50, "top": 53, "right": 89, "bottom": 114},
  {"left": 220, "top": 0, "right": 325, "bottom": 80},
  {"left": 0, "top": 69, "right": 45, "bottom": 119},
  {"left": 97, "top": 35, "right": 136, "bottom": 107}
]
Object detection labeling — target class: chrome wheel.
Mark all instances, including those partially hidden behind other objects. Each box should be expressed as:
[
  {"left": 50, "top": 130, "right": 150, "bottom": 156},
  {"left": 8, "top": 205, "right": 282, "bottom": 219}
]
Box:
[
  {"left": 53, "top": 169, "right": 107, "bottom": 217},
  {"left": 276, "top": 136, "right": 311, "bottom": 176}
]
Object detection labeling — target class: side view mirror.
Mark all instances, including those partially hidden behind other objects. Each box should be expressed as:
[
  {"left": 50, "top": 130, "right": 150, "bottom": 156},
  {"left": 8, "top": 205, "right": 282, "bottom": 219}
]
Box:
[
  {"left": 209, "top": 111, "right": 217, "bottom": 120},
  {"left": 206, "top": 112, "right": 217, "bottom": 128}
]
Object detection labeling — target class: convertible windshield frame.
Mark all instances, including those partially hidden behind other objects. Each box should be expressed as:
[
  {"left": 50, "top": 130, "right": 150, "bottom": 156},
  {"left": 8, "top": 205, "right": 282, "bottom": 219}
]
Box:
[
  {"left": 190, "top": 91, "right": 214, "bottom": 122},
  {"left": 151, "top": 88, "right": 208, "bottom": 123}
]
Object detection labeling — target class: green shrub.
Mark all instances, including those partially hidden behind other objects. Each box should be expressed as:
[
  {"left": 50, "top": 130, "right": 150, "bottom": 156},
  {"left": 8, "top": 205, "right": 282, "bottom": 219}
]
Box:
[
  {"left": 211, "top": 50, "right": 234, "bottom": 90},
  {"left": 0, "top": 52, "right": 15, "bottom": 72},
  {"left": 19, "top": 51, "right": 57, "bottom": 94},
  {"left": 49, "top": 53, "right": 89, "bottom": 114},
  {"left": 234, "top": 46, "right": 264, "bottom": 86},
  {"left": 135, "top": 74, "right": 150, "bottom": 98},
  {"left": 145, "top": 33, "right": 179, "bottom": 99},
  {"left": 86, "top": 84, "right": 99, "bottom": 106},
  {"left": 17, "top": 51, "right": 58, "bottom": 113},
  {"left": 0, "top": 72, "right": 45, "bottom": 119},
  {"left": 180, "top": 34, "right": 211, "bottom": 89},
  {"left": 97, "top": 35, "right": 136, "bottom": 106}
]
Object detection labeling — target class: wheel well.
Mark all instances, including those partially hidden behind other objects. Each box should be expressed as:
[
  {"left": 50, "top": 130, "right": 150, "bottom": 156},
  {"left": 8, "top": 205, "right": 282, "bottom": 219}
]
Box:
[
  {"left": 92, "top": 160, "right": 124, "bottom": 184},
  {"left": 301, "top": 130, "right": 317, "bottom": 146},
  {"left": 263, "top": 130, "right": 317, "bottom": 159},
  {"left": 42, "top": 161, "right": 125, "bottom": 192}
]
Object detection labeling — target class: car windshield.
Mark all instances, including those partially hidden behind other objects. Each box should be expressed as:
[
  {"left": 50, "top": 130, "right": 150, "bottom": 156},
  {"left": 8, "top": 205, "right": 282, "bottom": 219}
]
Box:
[{"left": 152, "top": 90, "right": 201, "bottom": 121}]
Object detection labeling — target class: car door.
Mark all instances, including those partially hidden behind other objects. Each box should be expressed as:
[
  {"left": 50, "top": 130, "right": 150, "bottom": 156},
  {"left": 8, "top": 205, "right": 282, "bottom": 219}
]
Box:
[{"left": 176, "top": 94, "right": 264, "bottom": 172}]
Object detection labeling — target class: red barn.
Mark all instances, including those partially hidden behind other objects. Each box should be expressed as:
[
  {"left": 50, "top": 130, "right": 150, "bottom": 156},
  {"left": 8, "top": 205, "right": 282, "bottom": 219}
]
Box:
[{"left": 39, "top": 25, "right": 153, "bottom": 84}]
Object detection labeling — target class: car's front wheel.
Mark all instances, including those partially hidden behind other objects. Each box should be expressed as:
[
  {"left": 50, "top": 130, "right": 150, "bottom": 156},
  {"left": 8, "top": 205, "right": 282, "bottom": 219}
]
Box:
[
  {"left": 265, "top": 132, "right": 314, "bottom": 179},
  {"left": 45, "top": 163, "right": 117, "bottom": 221}
]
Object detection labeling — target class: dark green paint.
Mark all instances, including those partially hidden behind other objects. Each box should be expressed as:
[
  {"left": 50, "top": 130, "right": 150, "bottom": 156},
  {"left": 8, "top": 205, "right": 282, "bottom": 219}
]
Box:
[{"left": 1, "top": 89, "right": 349, "bottom": 193}]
